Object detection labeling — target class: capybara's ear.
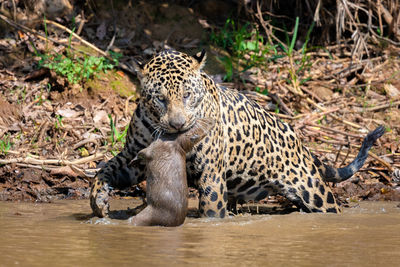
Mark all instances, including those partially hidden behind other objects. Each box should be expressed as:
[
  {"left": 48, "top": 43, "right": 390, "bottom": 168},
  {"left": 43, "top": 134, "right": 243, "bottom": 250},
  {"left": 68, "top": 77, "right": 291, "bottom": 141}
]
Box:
[
  {"left": 138, "top": 148, "right": 152, "bottom": 160},
  {"left": 129, "top": 148, "right": 150, "bottom": 166},
  {"left": 129, "top": 155, "right": 141, "bottom": 167},
  {"left": 179, "top": 118, "right": 215, "bottom": 152},
  {"left": 192, "top": 117, "right": 216, "bottom": 141}
]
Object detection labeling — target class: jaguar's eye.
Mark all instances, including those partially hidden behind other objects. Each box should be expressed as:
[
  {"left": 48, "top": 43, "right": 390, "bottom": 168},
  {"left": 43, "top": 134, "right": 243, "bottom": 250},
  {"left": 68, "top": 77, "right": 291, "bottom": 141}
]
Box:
[
  {"left": 183, "top": 91, "right": 191, "bottom": 99},
  {"left": 156, "top": 95, "right": 166, "bottom": 103}
]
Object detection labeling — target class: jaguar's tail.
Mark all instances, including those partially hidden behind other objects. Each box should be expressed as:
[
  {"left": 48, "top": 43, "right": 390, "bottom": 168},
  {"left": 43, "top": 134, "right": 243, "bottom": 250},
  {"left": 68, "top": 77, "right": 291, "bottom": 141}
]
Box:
[{"left": 313, "top": 126, "right": 385, "bottom": 183}]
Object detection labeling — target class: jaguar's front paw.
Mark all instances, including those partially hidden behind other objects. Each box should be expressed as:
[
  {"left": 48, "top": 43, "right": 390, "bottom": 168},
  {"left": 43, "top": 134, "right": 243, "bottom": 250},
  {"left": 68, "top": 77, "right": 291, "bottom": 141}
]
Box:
[{"left": 90, "top": 179, "right": 110, "bottom": 218}]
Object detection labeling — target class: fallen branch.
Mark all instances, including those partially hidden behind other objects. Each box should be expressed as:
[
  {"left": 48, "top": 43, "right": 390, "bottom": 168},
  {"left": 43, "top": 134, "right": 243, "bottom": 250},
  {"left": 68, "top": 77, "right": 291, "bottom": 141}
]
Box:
[
  {"left": 306, "top": 97, "right": 362, "bottom": 129},
  {"left": 15, "top": 163, "right": 57, "bottom": 171},
  {"left": 72, "top": 138, "right": 99, "bottom": 150},
  {"left": 306, "top": 123, "right": 363, "bottom": 138},
  {"left": 44, "top": 19, "right": 107, "bottom": 58},
  {"left": 0, "top": 153, "right": 105, "bottom": 166},
  {"left": 368, "top": 151, "right": 394, "bottom": 172},
  {"left": 366, "top": 100, "right": 400, "bottom": 112}
]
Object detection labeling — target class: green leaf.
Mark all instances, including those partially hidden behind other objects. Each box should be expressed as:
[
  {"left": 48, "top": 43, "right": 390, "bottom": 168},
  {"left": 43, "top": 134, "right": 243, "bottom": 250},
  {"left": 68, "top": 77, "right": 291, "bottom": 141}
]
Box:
[{"left": 289, "top": 17, "right": 299, "bottom": 55}]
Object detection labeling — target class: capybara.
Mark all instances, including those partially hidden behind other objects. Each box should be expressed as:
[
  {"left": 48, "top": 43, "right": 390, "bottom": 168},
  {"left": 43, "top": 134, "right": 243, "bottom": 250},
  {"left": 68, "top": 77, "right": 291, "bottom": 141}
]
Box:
[{"left": 129, "top": 118, "right": 215, "bottom": 226}]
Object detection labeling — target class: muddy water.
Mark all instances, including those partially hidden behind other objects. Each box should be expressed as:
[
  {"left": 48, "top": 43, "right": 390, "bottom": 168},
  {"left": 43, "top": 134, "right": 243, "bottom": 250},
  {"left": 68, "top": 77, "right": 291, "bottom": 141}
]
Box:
[{"left": 1, "top": 200, "right": 400, "bottom": 266}]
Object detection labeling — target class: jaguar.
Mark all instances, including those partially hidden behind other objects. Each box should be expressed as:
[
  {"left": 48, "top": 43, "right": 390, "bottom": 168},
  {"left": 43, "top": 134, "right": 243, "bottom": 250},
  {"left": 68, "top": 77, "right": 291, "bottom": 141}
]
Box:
[{"left": 90, "top": 49, "right": 385, "bottom": 218}]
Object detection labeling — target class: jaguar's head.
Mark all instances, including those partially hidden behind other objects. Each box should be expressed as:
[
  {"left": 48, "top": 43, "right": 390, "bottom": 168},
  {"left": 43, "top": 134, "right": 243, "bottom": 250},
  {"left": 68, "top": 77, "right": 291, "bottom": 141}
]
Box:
[{"left": 134, "top": 50, "right": 208, "bottom": 135}]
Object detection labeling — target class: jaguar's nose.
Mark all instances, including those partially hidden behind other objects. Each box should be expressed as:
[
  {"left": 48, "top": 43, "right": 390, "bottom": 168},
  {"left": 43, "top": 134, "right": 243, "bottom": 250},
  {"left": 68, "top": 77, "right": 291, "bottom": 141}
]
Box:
[{"left": 169, "top": 117, "right": 186, "bottom": 131}]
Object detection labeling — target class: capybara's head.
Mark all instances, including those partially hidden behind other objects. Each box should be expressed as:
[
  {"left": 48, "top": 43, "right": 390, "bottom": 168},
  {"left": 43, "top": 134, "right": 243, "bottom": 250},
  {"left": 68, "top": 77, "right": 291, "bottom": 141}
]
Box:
[{"left": 131, "top": 117, "right": 215, "bottom": 165}]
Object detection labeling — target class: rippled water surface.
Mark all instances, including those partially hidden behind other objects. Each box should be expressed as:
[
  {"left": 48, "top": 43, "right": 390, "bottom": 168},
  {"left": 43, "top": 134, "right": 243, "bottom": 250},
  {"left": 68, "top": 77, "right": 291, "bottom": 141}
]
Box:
[{"left": 1, "top": 199, "right": 400, "bottom": 266}]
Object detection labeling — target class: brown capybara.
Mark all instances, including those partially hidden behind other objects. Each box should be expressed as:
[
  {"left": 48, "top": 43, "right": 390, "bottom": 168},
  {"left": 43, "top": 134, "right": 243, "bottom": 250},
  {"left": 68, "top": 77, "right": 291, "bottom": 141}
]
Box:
[{"left": 129, "top": 118, "right": 215, "bottom": 226}]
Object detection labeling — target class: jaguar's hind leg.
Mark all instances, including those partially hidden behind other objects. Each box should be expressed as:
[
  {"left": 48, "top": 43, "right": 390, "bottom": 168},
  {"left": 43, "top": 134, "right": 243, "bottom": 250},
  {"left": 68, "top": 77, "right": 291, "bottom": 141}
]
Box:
[{"left": 273, "top": 171, "right": 341, "bottom": 213}]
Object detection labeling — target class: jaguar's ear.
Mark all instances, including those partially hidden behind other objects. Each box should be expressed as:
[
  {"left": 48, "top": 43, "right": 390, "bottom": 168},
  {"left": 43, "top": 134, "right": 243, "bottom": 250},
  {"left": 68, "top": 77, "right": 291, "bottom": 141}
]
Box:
[
  {"left": 132, "top": 58, "right": 144, "bottom": 80},
  {"left": 192, "top": 49, "right": 207, "bottom": 71}
]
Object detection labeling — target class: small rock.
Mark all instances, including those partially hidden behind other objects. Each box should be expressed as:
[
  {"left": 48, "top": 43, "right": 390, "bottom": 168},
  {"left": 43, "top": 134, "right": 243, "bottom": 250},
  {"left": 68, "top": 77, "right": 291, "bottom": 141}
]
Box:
[
  {"left": 93, "top": 110, "right": 109, "bottom": 126},
  {"left": 313, "top": 86, "right": 333, "bottom": 101},
  {"left": 82, "top": 132, "right": 102, "bottom": 140},
  {"left": 56, "top": 108, "right": 79, "bottom": 118},
  {"left": 384, "top": 83, "right": 400, "bottom": 97}
]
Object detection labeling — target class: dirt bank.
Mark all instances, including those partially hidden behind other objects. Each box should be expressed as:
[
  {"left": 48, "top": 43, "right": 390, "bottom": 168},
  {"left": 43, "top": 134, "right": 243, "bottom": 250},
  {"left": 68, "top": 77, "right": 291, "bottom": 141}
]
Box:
[{"left": 0, "top": 0, "right": 399, "bottom": 209}]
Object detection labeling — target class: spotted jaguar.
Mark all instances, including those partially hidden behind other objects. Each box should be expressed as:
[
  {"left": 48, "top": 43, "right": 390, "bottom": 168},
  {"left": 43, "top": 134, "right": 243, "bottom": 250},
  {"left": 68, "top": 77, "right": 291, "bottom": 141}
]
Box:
[{"left": 90, "top": 49, "right": 384, "bottom": 218}]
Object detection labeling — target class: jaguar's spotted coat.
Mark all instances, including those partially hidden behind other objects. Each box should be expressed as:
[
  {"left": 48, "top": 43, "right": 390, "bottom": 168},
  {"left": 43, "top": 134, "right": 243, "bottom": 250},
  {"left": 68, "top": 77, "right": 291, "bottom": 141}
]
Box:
[{"left": 90, "top": 50, "right": 385, "bottom": 218}]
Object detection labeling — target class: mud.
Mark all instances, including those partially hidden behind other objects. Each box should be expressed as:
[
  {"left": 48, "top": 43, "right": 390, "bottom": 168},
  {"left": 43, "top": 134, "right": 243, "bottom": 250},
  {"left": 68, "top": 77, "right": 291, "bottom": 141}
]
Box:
[{"left": 0, "top": 166, "right": 89, "bottom": 201}]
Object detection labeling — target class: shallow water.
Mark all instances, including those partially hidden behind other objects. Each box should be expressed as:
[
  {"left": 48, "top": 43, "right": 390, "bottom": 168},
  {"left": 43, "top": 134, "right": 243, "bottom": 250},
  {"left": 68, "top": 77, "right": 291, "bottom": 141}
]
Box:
[{"left": 1, "top": 199, "right": 400, "bottom": 266}]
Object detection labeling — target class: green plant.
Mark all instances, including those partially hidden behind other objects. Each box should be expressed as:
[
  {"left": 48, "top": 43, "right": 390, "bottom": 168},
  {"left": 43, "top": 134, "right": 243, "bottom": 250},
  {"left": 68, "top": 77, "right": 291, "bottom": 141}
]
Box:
[
  {"left": 108, "top": 51, "right": 122, "bottom": 66},
  {"left": 55, "top": 115, "right": 63, "bottom": 130},
  {"left": 0, "top": 134, "right": 12, "bottom": 155},
  {"left": 376, "top": 27, "right": 382, "bottom": 36},
  {"left": 39, "top": 53, "right": 115, "bottom": 84},
  {"left": 35, "top": 20, "right": 119, "bottom": 85},
  {"left": 279, "top": 17, "right": 314, "bottom": 93},
  {"left": 317, "top": 115, "right": 327, "bottom": 125},
  {"left": 78, "top": 147, "right": 89, "bottom": 157},
  {"left": 35, "top": 86, "right": 50, "bottom": 106},
  {"left": 210, "top": 18, "right": 278, "bottom": 81},
  {"left": 21, "top": 86, "right": 27, "bottom": 102},
  {"left": 108, "top": 114, "right": 129, "bottom": 155},
  {"left": 255, "top": 86, "right": 268, "bottom": 95},
  {"left": 220, "top": 56, "right": 233, "bottom": 81}
]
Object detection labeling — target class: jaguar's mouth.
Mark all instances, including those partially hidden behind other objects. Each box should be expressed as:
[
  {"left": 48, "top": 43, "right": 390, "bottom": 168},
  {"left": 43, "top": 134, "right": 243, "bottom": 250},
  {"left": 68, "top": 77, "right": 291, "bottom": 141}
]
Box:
[
  {"left": 181, "top": 120, "right": 197, "bottom": 133},
  {"left": 164, "top": 120, "right": 196, "bottom": 135}
]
